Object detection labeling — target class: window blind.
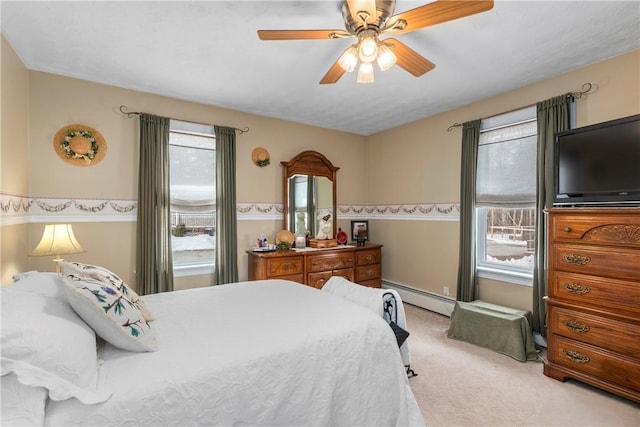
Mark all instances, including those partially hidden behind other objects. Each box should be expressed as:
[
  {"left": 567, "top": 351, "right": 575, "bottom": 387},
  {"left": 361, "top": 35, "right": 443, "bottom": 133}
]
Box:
[{"left": 476, "top": 107, "right": 537, "bottom": 207}]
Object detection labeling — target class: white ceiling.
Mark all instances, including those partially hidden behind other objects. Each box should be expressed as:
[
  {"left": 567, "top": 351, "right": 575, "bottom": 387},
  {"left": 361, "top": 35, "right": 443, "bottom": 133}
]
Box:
[{"left": 2, "top": 1, "right": 639, "bottom": 136}]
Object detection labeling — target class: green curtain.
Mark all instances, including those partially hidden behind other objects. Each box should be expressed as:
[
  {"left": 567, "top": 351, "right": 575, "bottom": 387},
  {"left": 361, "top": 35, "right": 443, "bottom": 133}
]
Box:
[
  {"left": 136, "top": 113, "right": 174, "bottom": 295},
  {"left": 532, "top": 95, "right": 572, "bottom": 337},
  {"left": 214, "top": 125, "right": 238, "bottom": 285},
  {"left": 456, "top": 120, "right": 481, "bottom": 302}
]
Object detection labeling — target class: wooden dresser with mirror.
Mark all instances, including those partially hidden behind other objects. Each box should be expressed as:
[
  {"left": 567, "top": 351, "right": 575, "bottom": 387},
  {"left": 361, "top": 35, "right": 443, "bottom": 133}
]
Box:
[{"left": 247, "top": 150, "right": 383, "bottom": 289}]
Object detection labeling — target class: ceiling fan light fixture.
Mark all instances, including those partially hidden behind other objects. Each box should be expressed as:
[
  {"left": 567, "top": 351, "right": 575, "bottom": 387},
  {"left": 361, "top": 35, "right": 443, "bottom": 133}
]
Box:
[
  {"left": 376, "top": 43, "right": 397, "bottom": 71},
  {"left": 338, "top": 45, "right": 359, "bottom": 72},
  {"left": 357, "top": 62, "right": 374, "bottom": 83},
  {"left": 358, "top": 36, "right": 378, "bottom": 63}
]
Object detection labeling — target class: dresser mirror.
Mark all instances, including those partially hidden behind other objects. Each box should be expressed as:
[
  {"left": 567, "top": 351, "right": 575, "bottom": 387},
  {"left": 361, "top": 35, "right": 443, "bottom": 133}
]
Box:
[{"left": 282, "top": 151, "right": 339, "bottom": 239}]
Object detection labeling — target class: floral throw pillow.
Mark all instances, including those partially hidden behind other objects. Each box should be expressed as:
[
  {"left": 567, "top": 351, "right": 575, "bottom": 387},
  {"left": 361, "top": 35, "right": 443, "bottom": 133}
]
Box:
[
  {"left": 63, "top": 274, "right": 159, "bottom": 352},
  {"left": 59, "top": 261, "right": 155, "bottom": 321}
]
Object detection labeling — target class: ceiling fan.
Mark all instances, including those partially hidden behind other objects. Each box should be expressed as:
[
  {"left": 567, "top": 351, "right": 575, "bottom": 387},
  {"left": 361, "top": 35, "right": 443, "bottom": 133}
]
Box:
[{"left": 257, "top": 0, "right": 494, "bottom": 84}]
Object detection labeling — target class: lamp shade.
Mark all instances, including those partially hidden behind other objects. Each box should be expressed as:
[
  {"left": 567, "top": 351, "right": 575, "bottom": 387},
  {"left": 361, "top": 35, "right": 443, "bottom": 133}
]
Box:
[
  {"left": 338, "top": 45, "right": 359, "bottom": 73},
  {"left": 357, "top": 62, "right": 374, "bottom": 83},
  {"left": 376, "top": 43, "right": 397, "bottom": 71},
  {"left": 31, "top": 224, "right": 85, "bottom": 259},
  {"left": 358, "top": 36, "right": 378, "bottom": 63}
]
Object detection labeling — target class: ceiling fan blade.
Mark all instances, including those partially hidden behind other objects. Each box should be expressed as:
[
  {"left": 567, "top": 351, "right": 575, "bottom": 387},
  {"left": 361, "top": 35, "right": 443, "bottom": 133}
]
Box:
[
  {"left": 257, "top": 29, "right": 351, "bottom": 40},
  {"left": 319, "top": 59, "right": 347, "bottom": 85},
  {"left": 384, "top": 38, "right": 435, "bottom": 77},
  {"left": 346, "top": 0, "right": 377, "bottom": 24},
  {"left": 384, "top": 0, "right": 494, "bottom": 35}
]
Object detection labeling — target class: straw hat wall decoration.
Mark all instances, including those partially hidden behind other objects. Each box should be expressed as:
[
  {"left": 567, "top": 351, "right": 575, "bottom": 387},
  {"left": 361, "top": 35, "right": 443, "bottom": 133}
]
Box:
[
  {"left": 54, "top": 124, "right": 107, "bottom": 166},
  {"left": 251, "top": 147, "right": 270, "bottom": 167}
]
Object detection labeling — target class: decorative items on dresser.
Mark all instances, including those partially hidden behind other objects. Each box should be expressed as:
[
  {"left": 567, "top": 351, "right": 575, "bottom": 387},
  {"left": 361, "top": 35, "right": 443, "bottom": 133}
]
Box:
[
  {"left": 247, "top": 244, "right": 383, "bottom": 289},
  {"left": 544, "top": 208, "right": 640, "bottom": 403}
]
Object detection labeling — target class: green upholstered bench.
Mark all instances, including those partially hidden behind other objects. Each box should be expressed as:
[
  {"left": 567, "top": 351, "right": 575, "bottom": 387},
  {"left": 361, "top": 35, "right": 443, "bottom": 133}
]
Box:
[{"left": 446, "top": 300, "right": 540, "bottom": 362}]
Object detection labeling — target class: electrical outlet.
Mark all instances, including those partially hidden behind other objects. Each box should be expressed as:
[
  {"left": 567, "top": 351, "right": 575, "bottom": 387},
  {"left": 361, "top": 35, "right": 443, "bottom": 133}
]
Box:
[{"left": 443, "top": 286, "right": 450, "bottom": 296}]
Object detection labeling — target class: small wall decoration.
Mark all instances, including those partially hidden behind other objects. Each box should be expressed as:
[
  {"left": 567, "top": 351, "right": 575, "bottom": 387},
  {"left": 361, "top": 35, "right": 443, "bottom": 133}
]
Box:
[
  {"left": 351, "top": 220, "right": 369, "bottom": 246},
  {"left": 251, "top": 147, "right": 270, "bottom": 167},
  {"left": 54, "top": 124, "right": 107, "bottom": 166}
]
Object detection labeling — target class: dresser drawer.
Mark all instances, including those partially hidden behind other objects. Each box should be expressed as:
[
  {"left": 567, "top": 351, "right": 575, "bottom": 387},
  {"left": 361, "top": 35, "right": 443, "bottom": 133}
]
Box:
[
  {"left": 552, "top": 214, "right": 640, "bottom": 248},
  {"left": 308, "top": 269, "right": 354, "bottom": 289},
  {"left": 355, "top": 264, "right": 381, "bottom": 283},
  {"left": 308, "top": 271, "right": 331, "bottom": 289},
  {"left": 550, "top": 271, "right": 640, "bottom": 315},
  {"left": 267, "top": 257, "right": 304, "bottom": 277},
  {"left": 548, "top": 335, "right": 640, "bottom": 392},
  {"left": 307, "top": 253, "right": 354, "bottom": 273},
  {"left": 552, "top": 243, "right": 640, "bottom": 281},
  {"left": 356, "top": 249, "right": 381, "bottom": 266},
  {"left": 548, "top": 305, "right": 640, "bottom": 359}
]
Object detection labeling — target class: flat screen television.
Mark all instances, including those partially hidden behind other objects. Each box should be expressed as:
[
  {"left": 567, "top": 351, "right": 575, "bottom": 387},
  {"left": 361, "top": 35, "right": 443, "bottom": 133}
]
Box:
[{"left": 553, "top": 114, "right": 640, "bottom": 206}]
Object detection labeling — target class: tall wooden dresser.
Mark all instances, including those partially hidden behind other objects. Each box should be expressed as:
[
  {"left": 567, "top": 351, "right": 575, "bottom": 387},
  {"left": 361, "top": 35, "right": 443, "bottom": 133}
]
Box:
[
  {"left": 247, "top": 243, "right": 382, "bottom": 289},
  {"left": 544, "top": 208, "right": 640, "bottom": 402}
]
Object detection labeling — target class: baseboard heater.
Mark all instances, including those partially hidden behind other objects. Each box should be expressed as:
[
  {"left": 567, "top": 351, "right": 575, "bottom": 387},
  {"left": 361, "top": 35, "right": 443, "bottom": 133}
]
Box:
[{"left": 382, "top": 280, "right": 456, "bottom": 317}]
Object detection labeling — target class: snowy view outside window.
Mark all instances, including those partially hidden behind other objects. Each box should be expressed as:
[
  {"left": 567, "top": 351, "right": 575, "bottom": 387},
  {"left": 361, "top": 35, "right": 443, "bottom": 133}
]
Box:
[
  {"left": 169, "top": 121, "right": 216, "bottom": 276},
  {"left": 476, "top": 107, "right": 537, "bottom": 280},
  {"left": 477, "top": 207, "right": 535, "bottom": 271}
]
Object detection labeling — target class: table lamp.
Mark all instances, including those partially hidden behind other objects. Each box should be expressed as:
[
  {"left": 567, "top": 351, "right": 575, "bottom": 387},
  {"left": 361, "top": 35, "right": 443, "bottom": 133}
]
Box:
[{"left": 30, "top": 224, "right": 86, "bottom": 272}]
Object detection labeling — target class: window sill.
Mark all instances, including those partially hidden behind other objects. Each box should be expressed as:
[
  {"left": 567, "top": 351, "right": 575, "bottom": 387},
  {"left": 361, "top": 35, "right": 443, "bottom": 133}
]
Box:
[
  {"left": 173, "top": 263, "right": 214, "bottom": 277},
  {"left": 477, "top": 266, "right": 532, "bottom": 287}
]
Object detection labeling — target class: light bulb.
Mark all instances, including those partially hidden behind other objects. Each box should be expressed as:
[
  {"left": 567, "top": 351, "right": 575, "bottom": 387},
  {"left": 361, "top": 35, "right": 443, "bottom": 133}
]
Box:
[
  {"left": 358, "top": 36, "right": 378, "bottom": 63},
  {"left": 376, "top": 43, "right": 397, "bottom": 71},
  {"left": 338, "top": 45, "right": 358, "bottom": 72},
  {"left": 357, "top": 62, "right": 374, "bottom": 83}
]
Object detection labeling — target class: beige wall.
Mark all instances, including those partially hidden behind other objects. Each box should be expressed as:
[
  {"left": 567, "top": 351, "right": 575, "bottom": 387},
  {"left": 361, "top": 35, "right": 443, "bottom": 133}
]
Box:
[
  {"left": 19, "top": 69, "right": 366, "bottom": 290},
  {"left": 1, "top": 30, "right": 638, "bottom": 310},
  {"left": 366, "top": 49, "right": 640, "bottom": 311},
  {"left": 1, "top": 35, "right": 30, "bottom": 283}
]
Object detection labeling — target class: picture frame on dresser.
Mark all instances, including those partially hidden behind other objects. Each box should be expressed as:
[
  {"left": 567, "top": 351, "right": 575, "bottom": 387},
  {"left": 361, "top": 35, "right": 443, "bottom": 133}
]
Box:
[{"left": 351, "top": 220, "right": 369, "bottom": 242}]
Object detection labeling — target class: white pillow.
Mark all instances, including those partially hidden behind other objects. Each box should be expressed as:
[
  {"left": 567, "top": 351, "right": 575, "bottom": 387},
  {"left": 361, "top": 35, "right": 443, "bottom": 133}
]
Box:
[
  {"left": 63, "top": 274, "right": 159, "bottom": 352},
  {"left": 0, "top": 286, "right": 112, "bottom": 404},
  {"left": 59, "top": 261, "right": 155, "bottom": 321},
  {"left": 12, "top": 271, "right": 67, "bottom": 300},
  {"left": 1, "top": 373, "right": 47, "bottom": 426}
]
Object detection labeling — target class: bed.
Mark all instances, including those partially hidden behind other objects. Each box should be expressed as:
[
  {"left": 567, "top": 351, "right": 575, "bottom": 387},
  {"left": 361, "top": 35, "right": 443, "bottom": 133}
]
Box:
[{"left": 1, "top": 266, "right": 424, "bottom": 426}]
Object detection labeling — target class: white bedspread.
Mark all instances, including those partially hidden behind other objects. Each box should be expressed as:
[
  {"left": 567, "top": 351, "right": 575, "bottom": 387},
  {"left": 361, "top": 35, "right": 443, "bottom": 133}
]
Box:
[{"left": 44, "top": 280, "right": 424, "bottom": 426}]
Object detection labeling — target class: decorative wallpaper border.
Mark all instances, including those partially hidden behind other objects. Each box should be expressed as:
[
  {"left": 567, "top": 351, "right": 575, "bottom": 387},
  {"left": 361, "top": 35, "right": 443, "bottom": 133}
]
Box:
[
  {"left": 340, "top": 204, "right": 459, "bottom": 221},
  {"left": 0, "top": 194, "right": 459, "bottom": 225}
]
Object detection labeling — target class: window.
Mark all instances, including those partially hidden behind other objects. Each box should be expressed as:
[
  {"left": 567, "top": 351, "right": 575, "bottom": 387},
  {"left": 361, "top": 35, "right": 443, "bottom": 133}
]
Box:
[
  {"left": 169, "top": 120, "right": 215, "bottom": 277},
  {"left": 476, "top": 107, "right": 537, "bottom": 285}
]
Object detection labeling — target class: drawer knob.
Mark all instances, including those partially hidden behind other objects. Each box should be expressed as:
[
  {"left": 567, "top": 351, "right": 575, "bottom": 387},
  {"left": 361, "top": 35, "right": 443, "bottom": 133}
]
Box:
[
  {"left": 364, "top": 269, "right": 374, "bottom": 276},
  {"left": 564, "top": 227, "right": 572, "bottom": 232},
  {"left": 365, "top": 255, "right": 373, "bottom": 262},
  {"left": 562, "top": 349, "right": 590, "bottom": 364},
  {"left": 562, "top": 319, "right": 590, "bottom": 333},
  {"left": 562, "top": 254, "right": 591, "bottom": 265},
  {"left": 563, "top": 282, "right": 591, "bottom": 295}
]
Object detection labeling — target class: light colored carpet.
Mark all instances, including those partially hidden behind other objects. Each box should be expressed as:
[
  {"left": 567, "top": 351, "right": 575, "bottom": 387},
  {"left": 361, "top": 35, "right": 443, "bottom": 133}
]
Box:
[{"left": 404, "top": 303, "right": 640, "bottom": 426}]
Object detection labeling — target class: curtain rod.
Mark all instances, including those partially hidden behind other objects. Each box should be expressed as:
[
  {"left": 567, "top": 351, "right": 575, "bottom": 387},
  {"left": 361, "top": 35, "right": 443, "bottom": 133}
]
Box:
[
  {"left": 119, "top": 105, "right": 249, "bottom": 134},
  {"left": 446, "top": 82, "right": 593, "bottom": 132}
]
